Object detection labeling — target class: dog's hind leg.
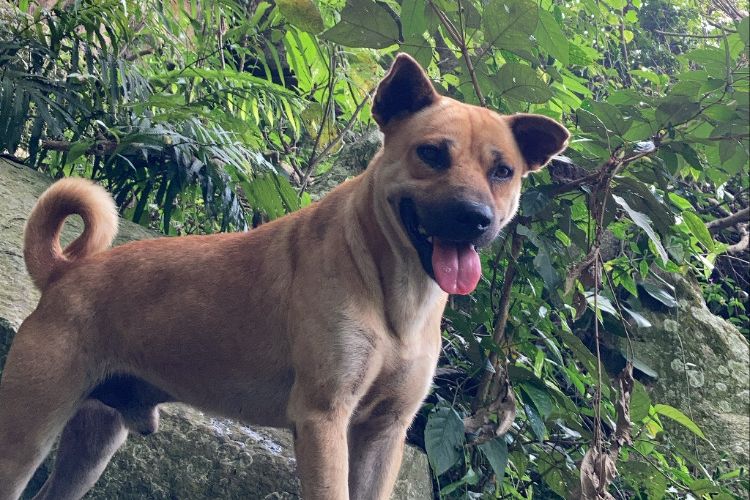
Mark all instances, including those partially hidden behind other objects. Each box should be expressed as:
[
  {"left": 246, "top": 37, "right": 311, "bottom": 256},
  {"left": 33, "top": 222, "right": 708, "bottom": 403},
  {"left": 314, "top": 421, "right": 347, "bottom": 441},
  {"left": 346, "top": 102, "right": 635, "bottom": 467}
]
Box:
[
  {"left": 32, "top": 400, "right": 128, "bottom": 500},
  {"left": 0, "top": 319, "right": 90, "bottom": 500}
]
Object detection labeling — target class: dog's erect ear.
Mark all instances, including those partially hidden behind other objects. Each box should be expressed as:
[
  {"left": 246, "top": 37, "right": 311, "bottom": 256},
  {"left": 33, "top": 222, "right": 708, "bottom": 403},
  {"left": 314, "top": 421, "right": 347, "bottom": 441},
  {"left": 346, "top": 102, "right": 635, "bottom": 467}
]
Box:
[
  {"left": 372, "top": 53, "right": 440, "bottom": 128},
  {"left": 506, "top": 114, "right": 570, "bottom": 173}
]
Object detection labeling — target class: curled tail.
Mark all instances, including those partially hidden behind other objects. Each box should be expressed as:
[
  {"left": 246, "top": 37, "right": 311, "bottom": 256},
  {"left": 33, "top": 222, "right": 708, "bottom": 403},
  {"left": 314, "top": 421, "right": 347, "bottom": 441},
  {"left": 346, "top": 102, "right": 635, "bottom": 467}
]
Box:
[{"left": 24, "top": 178, "right": 118, "bottom": 290}]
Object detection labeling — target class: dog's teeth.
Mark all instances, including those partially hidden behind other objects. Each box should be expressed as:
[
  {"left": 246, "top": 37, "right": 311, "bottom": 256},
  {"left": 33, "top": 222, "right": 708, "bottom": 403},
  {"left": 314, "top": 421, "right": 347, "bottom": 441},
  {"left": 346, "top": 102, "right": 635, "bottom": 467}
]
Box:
[
  {"left": 417, "top": 225, "right": 428, "bottom": 236},
  {"left": 427, "top": 236, "right": 433, "bottom": 243}
]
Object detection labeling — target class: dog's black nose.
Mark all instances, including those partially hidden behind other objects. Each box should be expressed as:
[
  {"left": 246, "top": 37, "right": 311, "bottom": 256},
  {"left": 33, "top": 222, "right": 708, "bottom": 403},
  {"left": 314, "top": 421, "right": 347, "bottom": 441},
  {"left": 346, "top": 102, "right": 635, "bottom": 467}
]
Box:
[
  {"left": 439, "top": 200, "right": 495, "bottom": 241},
  {"left": 456, "top": 201, "right": 493, "bottom": 232}
]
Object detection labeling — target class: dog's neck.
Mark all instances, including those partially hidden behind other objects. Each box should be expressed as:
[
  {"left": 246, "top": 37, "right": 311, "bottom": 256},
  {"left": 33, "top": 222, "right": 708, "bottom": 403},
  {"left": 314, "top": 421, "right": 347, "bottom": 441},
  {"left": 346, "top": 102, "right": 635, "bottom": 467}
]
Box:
[{"left": 343, "top": 170, "right": 448, "bottom": 338}]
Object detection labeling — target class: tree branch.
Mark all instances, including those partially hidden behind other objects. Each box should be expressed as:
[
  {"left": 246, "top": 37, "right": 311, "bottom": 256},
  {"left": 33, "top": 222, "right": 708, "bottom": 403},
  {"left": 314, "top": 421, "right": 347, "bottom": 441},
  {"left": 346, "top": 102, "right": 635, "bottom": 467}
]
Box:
[
  {"left": 41, "top": 139, "right": 117, "bottom": 156},
  {"left": 706, "top": 207, "right": 750, "bottom": 232},
  {"left": 727, "top": 231, "right": 749, "bottom": 255}
]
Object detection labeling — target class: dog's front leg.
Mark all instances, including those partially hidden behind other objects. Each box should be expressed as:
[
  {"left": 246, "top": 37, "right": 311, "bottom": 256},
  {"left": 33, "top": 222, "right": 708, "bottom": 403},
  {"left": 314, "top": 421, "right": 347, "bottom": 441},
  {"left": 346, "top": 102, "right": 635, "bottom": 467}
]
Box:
[
  {"left": 289, "top": 388, "right": 353, "bottom": 500},
  {"left": 348, "top": 416, "right": 410, "bottom": 500}
]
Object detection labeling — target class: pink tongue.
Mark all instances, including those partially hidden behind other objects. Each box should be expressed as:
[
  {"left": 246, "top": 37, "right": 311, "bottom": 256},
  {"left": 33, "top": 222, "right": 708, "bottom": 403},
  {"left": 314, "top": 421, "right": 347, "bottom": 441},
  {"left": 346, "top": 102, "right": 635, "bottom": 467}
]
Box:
[{"left": 432, "top": 239, "right": 482, "bottom": 295}]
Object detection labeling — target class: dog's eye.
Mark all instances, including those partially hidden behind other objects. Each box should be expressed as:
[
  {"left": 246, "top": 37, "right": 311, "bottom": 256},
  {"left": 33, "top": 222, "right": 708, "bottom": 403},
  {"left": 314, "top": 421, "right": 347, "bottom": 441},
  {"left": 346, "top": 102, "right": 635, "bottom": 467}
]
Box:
[
  {"left": 491, "top": 164, "right": 514, "bottom": 181},
  {"left": 416, "top": 143, "right": 449, "bottom": 170}
]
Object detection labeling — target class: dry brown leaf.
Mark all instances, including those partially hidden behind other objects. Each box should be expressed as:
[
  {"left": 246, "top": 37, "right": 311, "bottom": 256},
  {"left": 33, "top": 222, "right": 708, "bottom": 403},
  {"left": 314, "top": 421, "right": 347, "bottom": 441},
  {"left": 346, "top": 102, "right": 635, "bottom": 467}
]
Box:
[
  {"left": 493, "top": 385, "right": 517, "bottom": 437},
  {"left": 579, "top": 363, "right": 635, "bottom": 499},
  {"left": 580, "top": 447, "right": 617, "bottom": 500},
  {"left": 464, "top": 376, "right": 517, "bottom": 439},
  {"left": 613, "top": 362, "right": 634, "bottom": 451}
]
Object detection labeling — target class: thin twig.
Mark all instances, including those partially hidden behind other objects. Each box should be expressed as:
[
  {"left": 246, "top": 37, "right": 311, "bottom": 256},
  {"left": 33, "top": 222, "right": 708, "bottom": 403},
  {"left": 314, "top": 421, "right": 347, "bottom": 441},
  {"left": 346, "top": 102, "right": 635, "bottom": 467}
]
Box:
[
  {"left": 654, "top": 29, "right": 726, "bottom": 39},
  {"left": 297, "top": 88, "right": 376, "bottom": 195},
  {"left": 474, "top": 229, "right": 522, "bottom": 410},
  {"left": 619, "top": 11, "right": 632, "bottom": 87},
  {"left": 592, "top": 251, "right": 605, "bottom": 494},
  {"left": 430, "top": 0, "right": 486, "bottom": 106},
  {"left": 600, "top": 257, "right": 634, "bottom": 362}
]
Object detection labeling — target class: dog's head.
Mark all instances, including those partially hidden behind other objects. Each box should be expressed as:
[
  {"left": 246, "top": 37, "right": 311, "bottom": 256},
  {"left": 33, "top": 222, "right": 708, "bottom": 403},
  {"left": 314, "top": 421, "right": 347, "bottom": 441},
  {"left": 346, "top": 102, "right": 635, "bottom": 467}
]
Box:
[{"left": 370, "top": 54, "right": 569, "bottom": 295}]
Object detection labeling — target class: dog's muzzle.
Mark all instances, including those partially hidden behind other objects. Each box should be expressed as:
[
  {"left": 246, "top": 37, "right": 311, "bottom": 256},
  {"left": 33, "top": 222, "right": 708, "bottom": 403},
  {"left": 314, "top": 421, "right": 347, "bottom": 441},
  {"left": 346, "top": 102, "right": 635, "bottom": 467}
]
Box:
[{"left": 399, "top": 197, "right": 496, "bottom": 295}]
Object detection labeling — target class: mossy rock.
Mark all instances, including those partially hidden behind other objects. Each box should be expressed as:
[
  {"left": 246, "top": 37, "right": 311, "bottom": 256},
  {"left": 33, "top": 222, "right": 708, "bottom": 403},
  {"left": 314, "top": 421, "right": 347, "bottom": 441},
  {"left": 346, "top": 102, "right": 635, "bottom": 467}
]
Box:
[{"left": 612, "top": 273, "right": 749, "bottom": 466}]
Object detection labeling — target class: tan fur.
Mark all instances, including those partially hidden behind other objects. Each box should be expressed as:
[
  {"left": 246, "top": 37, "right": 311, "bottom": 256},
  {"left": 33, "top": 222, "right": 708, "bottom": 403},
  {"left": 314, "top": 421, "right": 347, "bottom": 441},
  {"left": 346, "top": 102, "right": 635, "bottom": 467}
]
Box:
[
  {"left": 23, "top": 177, "right": 118, "bottom": 290},
  {"left": 0, "top": 55, "right": 567, "bottom": 500}
]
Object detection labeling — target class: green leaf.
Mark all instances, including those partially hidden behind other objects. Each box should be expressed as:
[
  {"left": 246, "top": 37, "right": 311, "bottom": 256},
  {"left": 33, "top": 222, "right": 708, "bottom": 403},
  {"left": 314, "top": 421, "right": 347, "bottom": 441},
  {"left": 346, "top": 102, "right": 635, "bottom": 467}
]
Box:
[
  {"left": 577, "top": 109, "right": 609, "bottom": 138},
  {"left": 424, "top": 407, "right": 465, "bottom": 475},
  {"left": 523, "top": 403, "right": 547, "bottom": 441},
  {"left": 584, "top": 100, "right": 631, "bottom": 136},
  {"left": 534, "top": 250, "right": 560, "bottom": 290},
  {"left": 401, "top": 0, "right": 427, "bottom": 38},
  {"left": 586, "top": 293, "right": 618, "bottom": 317},
  {"left": 719, "top": 139, "right": 738, "bottom": 164},
  {"left": 622, "top": 306, "right": 652, "bottom": 328},
  {"left": 242, "top": 173, "right": 299, "bottom": 220},
  {"left": 482, "top": 0, "right": 539, "bottom": 54},
  {"left": 439, "top": 479, "right": 464, "bottom": 496},
  {"left": 496, "top": 63, "right": 552, "bottom": 103},
  {"left": 723, "top": 146, "right": 749, "bottom": 176},
  {"left": 561, "top": 73, "right": 592, "bottom": 97},
  {"left": 440, "top": 465, "right": 479, "bottom": 494},
  {"left": 520, "top": 382, "right": 554, "bottom": 419},
  {"left": 156, "top": 68, "right": 296, "bottom": 97},
  {"left": 535, "top": 9, "right": 568, "bottom": 65},
  {"left": 656, "top": 99, "right": 700, "bottom": 128},
  {"left": 612, "top": 194, "right": 668, "bottom": 264},
  {"left": 401, "top": 34, "right": 433, "bottom": 69},
  {"left": 631, "top": 69, "right": 662, "bottom": 87},
  {"left": 630, "top": 380, "right": 651, "bottom": 422},
  {"left": 604, "top": 0, "right": 626, "bottom": 8},
  {"left": 667, "top": 192, "right": 694, "bottom": 211},
  {"left": 682, "top": 210, "right": 715, "bottom": 252},
  {"left": 520, "top": 189, "right": 551, "bottom": 216},
  {"left": 738, "top": 16, "right": 749, "bottom": 47},
  {"left": 569, "top": 41, "right": 595, "bottom": 66},
  {"left": 162, "top": 177, "right": 181, "bottom": 234},
  {"left": 478, "top": 438, "right": 508, "bottom": 483},
  {"left": 66, "top": 140, "right": 93, "bottom": 164},
  {"left": 682, "top": 47, "right": 728, "bottom": 74},
  {"left": 559, "top": 330, "right": 611, "bottom": 396},
  {"left": 620, "top": 461, "right": 667, "bottom": 499},
  {"left": 689, "top": 478, "right": 721, "bottom": 495},
  {"left": 613, "top": 177, "right": 674, "bottom": 235},
  {"left": 630, "top": 355, "right": 659, "bottom": 379},
  {"left": 653, "top": 404, "right": 707, "bottom": 440},
  {"left": 703, "top": 104, "right": 739, "bottom": 122},
  {"left": 641, "top": 282, "right": 678, "bottom": 308},
  {"left": 276, "top": 0, "right": 325, "bottom": 34},
  {"left": 322, "top": 0, "right": 400, "bottom": 49}
]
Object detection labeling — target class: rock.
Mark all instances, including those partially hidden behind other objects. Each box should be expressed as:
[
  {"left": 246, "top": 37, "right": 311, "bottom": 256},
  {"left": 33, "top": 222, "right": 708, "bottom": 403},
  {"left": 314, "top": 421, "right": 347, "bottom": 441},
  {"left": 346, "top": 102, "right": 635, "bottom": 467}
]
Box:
[
  {"left": 614, "top": 273, "right": 749, "bottom": 466},
  {"left": 0, "top": 159, "right": 432, "bottom": 499}
]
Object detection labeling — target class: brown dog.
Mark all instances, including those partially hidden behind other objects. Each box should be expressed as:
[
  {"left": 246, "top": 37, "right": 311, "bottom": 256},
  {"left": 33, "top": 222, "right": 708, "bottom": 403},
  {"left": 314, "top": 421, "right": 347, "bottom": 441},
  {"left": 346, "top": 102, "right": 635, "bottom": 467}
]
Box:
[{"left": 0, "top": 54, "right": 568, "bottom": 500}]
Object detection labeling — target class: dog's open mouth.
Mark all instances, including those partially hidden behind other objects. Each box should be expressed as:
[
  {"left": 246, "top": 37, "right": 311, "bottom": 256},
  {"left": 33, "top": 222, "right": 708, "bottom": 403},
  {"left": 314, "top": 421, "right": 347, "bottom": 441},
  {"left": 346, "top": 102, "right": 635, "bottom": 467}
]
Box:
[{"left": 399, "top": 199, "right": 482, "bottom": 295}]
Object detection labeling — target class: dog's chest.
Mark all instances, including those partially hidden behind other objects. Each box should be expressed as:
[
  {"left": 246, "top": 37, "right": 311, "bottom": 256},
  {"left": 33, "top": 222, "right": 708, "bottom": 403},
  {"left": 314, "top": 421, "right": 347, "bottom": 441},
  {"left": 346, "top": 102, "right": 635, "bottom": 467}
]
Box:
[{"left": 351, "top": 325, "right": 441, "bottom": 426}]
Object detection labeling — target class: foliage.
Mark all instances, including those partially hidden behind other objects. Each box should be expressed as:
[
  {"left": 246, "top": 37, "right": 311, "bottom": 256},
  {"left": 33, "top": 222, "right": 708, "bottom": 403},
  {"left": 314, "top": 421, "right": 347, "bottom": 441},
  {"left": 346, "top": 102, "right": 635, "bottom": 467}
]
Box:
[{"left": 1, "top": 0, "right": 748, "bottom": 498}]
